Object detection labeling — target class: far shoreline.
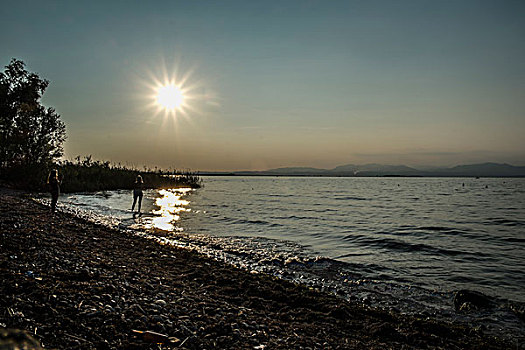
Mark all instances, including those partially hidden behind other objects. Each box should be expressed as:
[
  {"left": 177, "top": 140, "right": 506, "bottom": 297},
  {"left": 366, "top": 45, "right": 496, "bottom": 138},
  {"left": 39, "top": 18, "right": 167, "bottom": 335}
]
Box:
[{"left": 197, "top": 173, "right": 525, "bottom": 178}]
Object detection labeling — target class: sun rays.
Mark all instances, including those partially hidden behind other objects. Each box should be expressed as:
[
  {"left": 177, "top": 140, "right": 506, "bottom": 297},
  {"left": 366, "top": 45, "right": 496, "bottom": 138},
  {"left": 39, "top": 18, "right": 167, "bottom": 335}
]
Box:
[{"left": 138, "top": 59, "right": 212, "bottom": 128}]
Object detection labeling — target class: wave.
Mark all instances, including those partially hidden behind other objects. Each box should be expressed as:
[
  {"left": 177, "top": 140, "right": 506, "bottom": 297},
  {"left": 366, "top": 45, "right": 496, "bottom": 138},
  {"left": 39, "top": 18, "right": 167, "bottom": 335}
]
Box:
[
  {"left": 265, "top": 193, "right": 295, "bottom": 198},
  {"left": 501, "top": 236, "right": 525, "bottom": 243},
  {"left": 418, "top": 226, "right": 457, "bottom": 231},
  {"left": 273, "top": 214, "right": 322, "bottom": 221},
  {"left": 334, "top": 196, "right": 369, "bottom": 201},
  {"left": 342, "top": 233, "right": 480, "bottom": 257},
  {"left": 303, "top": 208, "right": 338, "bottom": 212},
  {"left": 218, "top": 216, "right": 285, "bottom": 228},
  {"left": 484, "top": 218, "right": 525, "bottom": 227},
  {"left": 390, "top": 226, "right": 498, "bottom": 243}
]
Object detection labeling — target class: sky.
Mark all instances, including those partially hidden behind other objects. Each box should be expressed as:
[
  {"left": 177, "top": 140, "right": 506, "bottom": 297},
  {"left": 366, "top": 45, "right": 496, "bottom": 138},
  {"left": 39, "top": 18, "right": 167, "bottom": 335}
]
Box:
[{"left": 1, "top": 0, "right": 524, "bottom": 171}]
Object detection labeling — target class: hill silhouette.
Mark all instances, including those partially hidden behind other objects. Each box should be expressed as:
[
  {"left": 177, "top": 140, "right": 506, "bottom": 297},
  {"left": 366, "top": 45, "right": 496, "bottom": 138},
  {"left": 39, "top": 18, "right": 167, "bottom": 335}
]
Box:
[{"left": 204, "top": 163, "right": 525, "bottom": 177}]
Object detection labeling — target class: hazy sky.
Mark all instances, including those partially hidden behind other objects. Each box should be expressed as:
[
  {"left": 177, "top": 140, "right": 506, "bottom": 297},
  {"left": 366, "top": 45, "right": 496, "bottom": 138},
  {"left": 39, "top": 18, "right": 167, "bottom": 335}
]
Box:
[{"left": 2, "top": 0, "right": 524, "bottom": 170}]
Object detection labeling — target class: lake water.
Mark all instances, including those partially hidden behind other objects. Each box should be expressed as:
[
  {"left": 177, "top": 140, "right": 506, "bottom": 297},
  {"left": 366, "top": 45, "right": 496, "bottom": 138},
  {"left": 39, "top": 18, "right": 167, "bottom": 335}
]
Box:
[{"left": 58, "top": 176, "right": 525, "bottom": 338}]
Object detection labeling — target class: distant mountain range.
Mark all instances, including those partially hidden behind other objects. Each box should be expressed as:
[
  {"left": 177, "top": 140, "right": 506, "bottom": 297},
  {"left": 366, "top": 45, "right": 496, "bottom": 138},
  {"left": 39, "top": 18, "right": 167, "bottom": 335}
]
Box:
[{"left": 201, "top": 163, "right": 525, "bottom": 177}]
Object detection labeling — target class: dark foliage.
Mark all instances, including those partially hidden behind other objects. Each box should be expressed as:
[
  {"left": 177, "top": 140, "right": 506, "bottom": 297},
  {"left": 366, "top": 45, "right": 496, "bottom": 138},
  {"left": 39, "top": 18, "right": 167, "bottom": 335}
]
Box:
[
  {"left": 0, "top": 58, "right": 66, "bottom": 188},
  {"left": 55, "top": 156, "right": 201, "bottom": 193}
]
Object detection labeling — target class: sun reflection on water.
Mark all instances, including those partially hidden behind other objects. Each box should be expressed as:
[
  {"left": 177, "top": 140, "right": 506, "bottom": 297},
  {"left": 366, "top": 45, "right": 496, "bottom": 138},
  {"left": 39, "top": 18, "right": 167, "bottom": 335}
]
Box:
[{"left": 149, "top": 188, "right": 192, "bottom": 231}]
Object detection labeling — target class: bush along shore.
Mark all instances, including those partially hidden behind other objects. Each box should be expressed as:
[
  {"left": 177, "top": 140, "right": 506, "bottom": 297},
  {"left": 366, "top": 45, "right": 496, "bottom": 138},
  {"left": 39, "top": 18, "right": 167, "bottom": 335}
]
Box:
[
  {"left": 56, "top": 157, "right": 202, "bottom": 192},
  {"left": 0, "top": 190, "right": 513, "bottom": 349},
  {"left": 1, "top": 156, "right": 202, "bottom": 193}
]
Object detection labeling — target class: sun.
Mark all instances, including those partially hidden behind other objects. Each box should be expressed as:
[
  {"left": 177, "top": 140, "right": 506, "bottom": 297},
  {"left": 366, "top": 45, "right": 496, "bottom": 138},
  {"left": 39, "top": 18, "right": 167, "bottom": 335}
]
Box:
[
  {"left": 140, "top": 59, "right": 219, "bottom": 123},
  {"left": 156, "top": 84, "right": 184, "bottom": 110}
]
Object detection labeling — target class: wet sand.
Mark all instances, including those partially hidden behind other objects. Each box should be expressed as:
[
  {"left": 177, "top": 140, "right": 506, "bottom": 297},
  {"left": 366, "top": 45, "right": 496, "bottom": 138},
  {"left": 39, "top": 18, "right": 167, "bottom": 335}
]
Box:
[{"left": 0, "top": 190, "right": 511, "bottom": 349}]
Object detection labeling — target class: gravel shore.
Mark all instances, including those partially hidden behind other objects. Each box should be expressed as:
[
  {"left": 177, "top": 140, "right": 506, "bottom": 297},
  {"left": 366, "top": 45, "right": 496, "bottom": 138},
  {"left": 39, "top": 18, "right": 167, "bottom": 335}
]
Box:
[{"left": 0, "top": 190, "right": 511, "bottom": 349}]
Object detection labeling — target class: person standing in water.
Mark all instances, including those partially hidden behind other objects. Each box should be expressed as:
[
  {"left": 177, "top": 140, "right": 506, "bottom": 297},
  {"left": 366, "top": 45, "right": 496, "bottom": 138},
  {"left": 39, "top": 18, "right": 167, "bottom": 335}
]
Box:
[
  {"left": 47, "top": 169, "right": 61, "bottom": 212},
  {"left": 132, "top": 175, "right": 144, "bottom": 214}
]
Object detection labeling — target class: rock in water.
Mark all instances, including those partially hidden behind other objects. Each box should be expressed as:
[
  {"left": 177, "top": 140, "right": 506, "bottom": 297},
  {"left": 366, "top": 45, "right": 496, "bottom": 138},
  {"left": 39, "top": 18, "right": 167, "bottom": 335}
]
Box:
[{"left": 453, "top": 290, "right": 494, "bottom": 312}]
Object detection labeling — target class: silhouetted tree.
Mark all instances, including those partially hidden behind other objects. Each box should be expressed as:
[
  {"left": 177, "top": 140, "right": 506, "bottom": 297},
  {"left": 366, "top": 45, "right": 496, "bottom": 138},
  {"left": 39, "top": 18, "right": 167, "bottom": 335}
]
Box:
[{"left": 0, "top": 59, "right": 66, "bottom": 187}]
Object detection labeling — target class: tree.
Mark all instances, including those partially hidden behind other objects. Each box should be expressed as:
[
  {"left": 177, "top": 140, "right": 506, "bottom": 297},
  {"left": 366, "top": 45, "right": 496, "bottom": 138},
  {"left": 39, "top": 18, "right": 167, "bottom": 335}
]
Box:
[{"left": 0, "top": 59, "right": 66, "bottom": 186}]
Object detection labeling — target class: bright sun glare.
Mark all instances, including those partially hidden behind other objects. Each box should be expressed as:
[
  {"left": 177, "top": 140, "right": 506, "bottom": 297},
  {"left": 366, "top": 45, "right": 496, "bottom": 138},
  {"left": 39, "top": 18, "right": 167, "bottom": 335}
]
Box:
[
  {"left": 142, "top": 60, "right": 218, "bottom": 121},
  {"left": 156, "top": 84, "right": 184, "bottom": 110}
]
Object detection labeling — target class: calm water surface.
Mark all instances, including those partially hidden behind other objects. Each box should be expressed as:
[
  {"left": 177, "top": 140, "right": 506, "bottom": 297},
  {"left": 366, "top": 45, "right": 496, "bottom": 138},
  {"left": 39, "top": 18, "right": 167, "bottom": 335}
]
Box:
[
  {"left": 184, "top": 177, "right": 525, "bottom": 301},
  {"left": 61, "top": 176, "right": 525, "bottom": 337}
]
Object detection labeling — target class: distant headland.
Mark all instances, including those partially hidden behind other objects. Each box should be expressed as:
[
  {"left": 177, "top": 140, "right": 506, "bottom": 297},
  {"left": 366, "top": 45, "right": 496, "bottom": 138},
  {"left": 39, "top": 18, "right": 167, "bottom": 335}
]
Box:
[{"left": 200, "top": 163, "right": 525, "bottom": 178}]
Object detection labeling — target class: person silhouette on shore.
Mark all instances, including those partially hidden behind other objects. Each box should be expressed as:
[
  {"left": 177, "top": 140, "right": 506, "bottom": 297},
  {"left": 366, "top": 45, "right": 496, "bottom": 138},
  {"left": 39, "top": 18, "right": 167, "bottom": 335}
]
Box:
[
  {"left": 47, "top": 169, "right": 61, "bottom": 213},
  {"left": 132, "top": 175, "right": 144, "bottom": 215}
]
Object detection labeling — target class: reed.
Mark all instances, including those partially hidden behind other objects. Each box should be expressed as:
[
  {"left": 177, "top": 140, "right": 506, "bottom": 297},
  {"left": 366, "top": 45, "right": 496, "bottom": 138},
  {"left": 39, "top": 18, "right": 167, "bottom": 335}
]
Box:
[
  {"left": 54, "top": 156, "right": 202, "bottom": 193},
  {"left": 0, "top": 156, "right": 201, "bottom": 192}
]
